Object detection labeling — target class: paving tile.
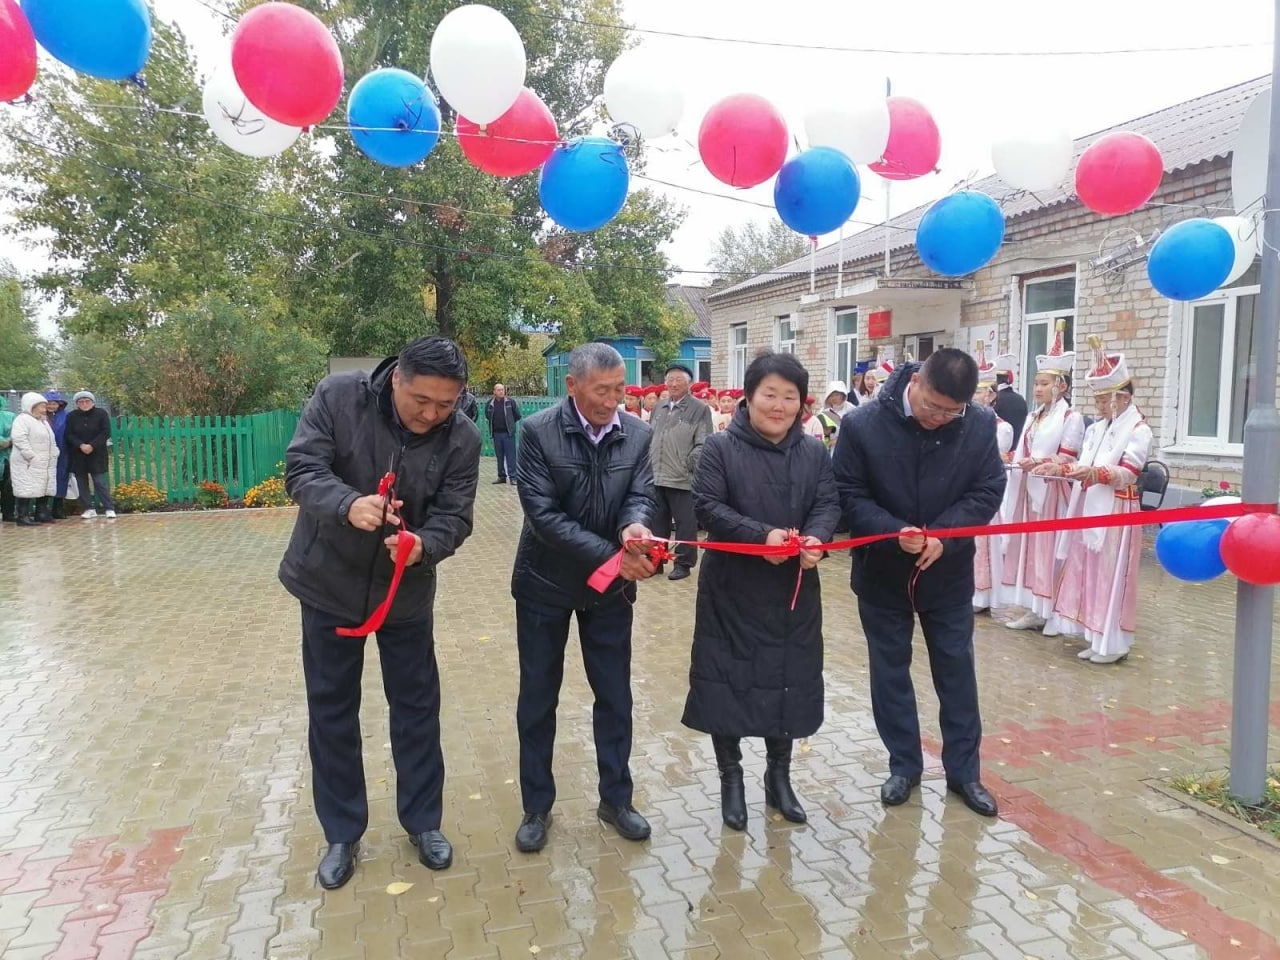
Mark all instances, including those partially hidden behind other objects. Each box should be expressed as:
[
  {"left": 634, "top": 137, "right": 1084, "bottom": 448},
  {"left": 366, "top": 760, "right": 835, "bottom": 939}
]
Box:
[{"left": 0, "top": 466, "right": 1277, "bottom": 959}]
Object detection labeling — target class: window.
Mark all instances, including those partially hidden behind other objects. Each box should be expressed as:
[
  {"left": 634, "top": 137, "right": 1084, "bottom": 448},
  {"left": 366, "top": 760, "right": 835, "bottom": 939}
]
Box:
[
  {"left": 833, "top": 310, "right": 858, "bottom": 385},
  {"left": 730, "top": 324, "right": 748, "bottom": 388},
  {"left": 776, "top": 315, "right": 796, "bottom": 355},
  {"left": 1180, "top": 263, "right": 1259, "bottom": 451},
  {"left": 1021, "top": 275, "right": 1076, "bottom": 400},
  {"left": 639, "top": 360, "right": 655, "bottom": 385},
  {"left": 697, "top": 359, "right": 712, "bottom": 384}
]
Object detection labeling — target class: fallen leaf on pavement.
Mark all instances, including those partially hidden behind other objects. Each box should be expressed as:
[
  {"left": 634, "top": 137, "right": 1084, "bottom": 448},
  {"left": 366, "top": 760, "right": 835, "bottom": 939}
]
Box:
[{"left": 386, "top": 882, "right": 414, "bottom": 895}]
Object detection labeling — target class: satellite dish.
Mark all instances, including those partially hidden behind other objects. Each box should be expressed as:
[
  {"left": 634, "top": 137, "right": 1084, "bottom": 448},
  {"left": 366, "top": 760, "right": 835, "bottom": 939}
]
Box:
[{"left": 1232, "top": 89, "right": 1270, "bottom": 216}]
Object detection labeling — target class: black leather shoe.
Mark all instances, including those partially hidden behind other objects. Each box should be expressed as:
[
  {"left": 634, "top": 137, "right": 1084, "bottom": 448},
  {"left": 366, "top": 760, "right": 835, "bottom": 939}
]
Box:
[
  {"left": 948, "top": 781, "right": 998, "bottom": 817},
  {"left": 492, "top": 478, "right": 507, "bottom": 484},
  {"left": 515, "top": 812, "right": 551, "bottom": 853},
  {"left": 880, "top": 774, "right": 922, "bottom": 806},
  {"left": 316, "top": 842, "right": 357, "bottom": 890},
  {"left": 667, "top": 566, "right": 691, "bottom": 581},
  {"left": 597, "top": 803, "right": 651, "bottom": 841},
  {"left": 409, "top": 830, "right": 453, "bottom": 870}
]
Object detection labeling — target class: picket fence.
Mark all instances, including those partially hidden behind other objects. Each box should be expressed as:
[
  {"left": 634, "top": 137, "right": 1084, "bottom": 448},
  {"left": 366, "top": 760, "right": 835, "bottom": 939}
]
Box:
[{"left": 109, "top": 397, "right": 559, "bottom": 502}]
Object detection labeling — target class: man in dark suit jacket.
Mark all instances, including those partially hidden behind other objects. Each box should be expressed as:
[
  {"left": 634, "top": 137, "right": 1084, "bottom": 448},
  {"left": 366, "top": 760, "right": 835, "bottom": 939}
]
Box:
[{"left": 993, "top": 373, "right": 1028, "bottom": 444}]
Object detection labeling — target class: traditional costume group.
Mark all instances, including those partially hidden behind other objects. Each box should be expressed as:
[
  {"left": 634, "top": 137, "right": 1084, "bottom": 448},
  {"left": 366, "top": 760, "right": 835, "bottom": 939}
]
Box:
[{"left": 973, "top": 322, "right": 1152, "bottom": 665}]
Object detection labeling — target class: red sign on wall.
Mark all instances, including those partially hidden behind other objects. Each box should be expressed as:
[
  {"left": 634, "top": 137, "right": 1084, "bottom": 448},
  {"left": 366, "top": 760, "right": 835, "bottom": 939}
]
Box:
[{"left": 867, "top": 310, "right": 892, "bottom": 339}]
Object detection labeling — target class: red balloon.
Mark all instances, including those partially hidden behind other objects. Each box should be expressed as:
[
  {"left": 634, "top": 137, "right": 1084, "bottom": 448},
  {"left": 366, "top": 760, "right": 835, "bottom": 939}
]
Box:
[
  {"left": 458, "top": 88, "right": 557, "bottom": 178},
  {"left": 698, "top": 94, "right": 788, "bottom": 188},
  {"left": 231, "top": 2, "right": 344, "bottom": 128},
  {"left": 1220, "top": 512, "right": 1280, "bottom": 585},
  {"left": 869, "top": 97, "right": 941, "bottom": 181},
  {"left": 1074, "top": 131, "right": 1163, "bottom": 217},
  {"left": 0, "top": 0, "right": 37, "bottom": 102}
]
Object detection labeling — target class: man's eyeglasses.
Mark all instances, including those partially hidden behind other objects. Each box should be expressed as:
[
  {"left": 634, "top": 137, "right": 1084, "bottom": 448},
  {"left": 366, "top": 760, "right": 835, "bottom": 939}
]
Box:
[{"left": 915, "top": 395, "right": 968, "bottom": 421}]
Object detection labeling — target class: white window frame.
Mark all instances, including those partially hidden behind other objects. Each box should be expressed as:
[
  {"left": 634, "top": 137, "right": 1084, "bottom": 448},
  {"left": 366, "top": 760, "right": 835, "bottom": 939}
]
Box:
[
  {"left": 1021, "top": 275, "right": 1077, "bottom": 397},
  {"left": 832, "top": 309, "right": 858, "bottom": 385},
  {"left": 1174, "top": 282, "right": 1259, "bottom": 456},
  {"left": 730, "top": 324, "right": 748, "bottom": 388},
  {"left": 775, "top": 315, "right": 797, "bottom": 355}
]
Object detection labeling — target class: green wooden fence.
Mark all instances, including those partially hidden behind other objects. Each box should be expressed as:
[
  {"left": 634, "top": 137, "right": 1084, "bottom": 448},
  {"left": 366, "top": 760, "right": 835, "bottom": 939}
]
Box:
[
  {"left": 109, "top": 410, "right": 301, "bottom": 501},
  {"left": 476, "top": 396, "right": 559, "bottom": 457},
  {"left": 108, "top": 397, "right": 561, "bottom": 501}
]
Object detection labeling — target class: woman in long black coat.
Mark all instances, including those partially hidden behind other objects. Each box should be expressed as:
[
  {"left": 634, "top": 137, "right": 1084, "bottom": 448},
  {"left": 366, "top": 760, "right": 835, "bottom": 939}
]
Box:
[{"left": 682, "top": 351, "right": 841, "bottom": 830}]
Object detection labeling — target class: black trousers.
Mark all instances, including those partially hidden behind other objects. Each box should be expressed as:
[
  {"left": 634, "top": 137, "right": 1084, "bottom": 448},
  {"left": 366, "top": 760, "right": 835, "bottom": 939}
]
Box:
[
  {"left": 301, "top": 603, "right": 445, "bottom": 843},
  {"left": 74, "top": 470, "right": 114, "bottom": 512},
  {"left": 0, "top": 461, "right": 13, "bottom": 520},
  {"left": 652, "top": 486, "right": 697, "bottom": 569},
  {"left": 857, "top": 598, "right": 982, "bottom": 784},
  {"left": 515, "top": 595, "right": 634, "bottom": 814},
  {"left": 493, "top": 431, "right": 517, "bottom": 481}
]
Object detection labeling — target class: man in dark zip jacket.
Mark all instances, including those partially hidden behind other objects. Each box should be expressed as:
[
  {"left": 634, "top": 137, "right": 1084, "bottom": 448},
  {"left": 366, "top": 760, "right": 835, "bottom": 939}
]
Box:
[
  {"left": 279, "top": 336, "right": 481, "bottom": 890},
  {"left": 510, "top": 343, "right": 658, "bottom": 854},
  {"left": 832, "top": 350, "right": 1006, "bottom": 818}
]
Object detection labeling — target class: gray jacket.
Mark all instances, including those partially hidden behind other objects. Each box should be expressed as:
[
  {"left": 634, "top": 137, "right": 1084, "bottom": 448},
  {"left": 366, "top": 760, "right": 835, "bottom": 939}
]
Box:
[
  {"left": 278, "top": 356, "right": 482, "bottom": 626},
  {"left": 648, "top": 395, "right": 713, "bottom": 490}
]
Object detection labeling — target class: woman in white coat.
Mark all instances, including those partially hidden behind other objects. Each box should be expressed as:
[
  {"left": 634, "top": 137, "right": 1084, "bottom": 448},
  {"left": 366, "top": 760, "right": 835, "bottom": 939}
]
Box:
[{"left": 10, "top": 392, "right": 59, "bottom": 526}]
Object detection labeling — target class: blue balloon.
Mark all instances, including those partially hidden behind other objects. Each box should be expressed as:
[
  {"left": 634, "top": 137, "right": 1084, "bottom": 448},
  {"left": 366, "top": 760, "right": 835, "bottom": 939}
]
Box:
[
  {"left": 539, "top": 137, "right": 630, "bottom": 232},
  {"left": 22, "top": 0, "right": 151, "bottom": 80},
  {"left": 1155, "top": 519, "right": 1229, "bottom": 582},
  {"left": 773, "top": 147, "right": 861, "bottom": 237},
  {"left": 915, "top": 192, "right": 1006, "bottom": 276},
  {"left": 1147, "top": 218, "right": 1234, "bottom": 301},
  {"left": 347, "top": 68, "right": 441, "bottom": 168}
]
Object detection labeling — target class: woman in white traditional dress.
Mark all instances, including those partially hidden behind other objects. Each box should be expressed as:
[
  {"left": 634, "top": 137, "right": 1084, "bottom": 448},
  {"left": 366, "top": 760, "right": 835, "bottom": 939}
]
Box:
[
  {"left": 1002, "top": 320, "right": 1084, "bottom": 632},
  {"left": 1052, "top": 337, "right": 1152, "bottom": 664},
  {"left": 971, "top": 343, "right": 1016, "bottom": 614}
]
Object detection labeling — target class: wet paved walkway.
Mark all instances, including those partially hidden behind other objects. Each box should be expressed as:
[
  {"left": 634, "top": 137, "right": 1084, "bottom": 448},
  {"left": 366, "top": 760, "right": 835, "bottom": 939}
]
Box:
[{"left": 1, "top": 461, "right": 1278, "bottom": 960}]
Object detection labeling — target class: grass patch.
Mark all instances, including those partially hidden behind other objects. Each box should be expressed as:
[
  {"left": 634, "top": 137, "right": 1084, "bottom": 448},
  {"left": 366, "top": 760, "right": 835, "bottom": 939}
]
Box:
[{"left": 1169, "top": 770, "right": 1280, "bottom": 841}]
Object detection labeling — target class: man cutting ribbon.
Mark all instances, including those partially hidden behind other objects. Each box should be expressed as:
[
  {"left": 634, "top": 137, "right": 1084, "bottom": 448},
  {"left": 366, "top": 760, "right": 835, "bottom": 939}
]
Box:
[{"left": 277, "top": 336, "right": 481, "bottom": 891}]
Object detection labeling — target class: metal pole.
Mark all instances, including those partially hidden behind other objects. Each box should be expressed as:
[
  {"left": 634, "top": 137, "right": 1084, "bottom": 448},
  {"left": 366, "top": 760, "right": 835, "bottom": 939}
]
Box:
[
  {"left": 1229, "top": 0, "right": 1280, "bottom": 803},
  {"left": 884, "top": 76, "right": 892, "bottom": 278}
]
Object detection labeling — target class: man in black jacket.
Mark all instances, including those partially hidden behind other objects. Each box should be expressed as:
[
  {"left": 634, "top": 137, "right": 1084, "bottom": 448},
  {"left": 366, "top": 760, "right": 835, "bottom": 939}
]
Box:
[
  {"left": 511, "top": 342, "right": 657, "bottom": 853},
  {"left": 279, "top": 336, "right": 481, "bottom": 890},
  {"left": 484, "top": 383, "right": 522, "bottom": 485},
  {"left": 833, "top": 349, "right": 1006, "bottom": 818},
  {"left": 993, "top": 371, "right": 1028, "bottom": 445}
]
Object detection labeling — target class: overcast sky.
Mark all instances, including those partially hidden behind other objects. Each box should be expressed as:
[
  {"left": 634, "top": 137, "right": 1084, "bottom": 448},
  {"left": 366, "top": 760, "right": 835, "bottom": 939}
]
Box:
[{"left": 3, "top": 0, "right": 1274, "bottom": 334}]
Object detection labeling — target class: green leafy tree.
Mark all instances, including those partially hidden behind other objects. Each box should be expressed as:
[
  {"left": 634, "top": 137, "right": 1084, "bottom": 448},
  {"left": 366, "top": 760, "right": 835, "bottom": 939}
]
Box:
[
  {"left": 708, "top": 217, "right": 811, "bottom": 283},
  {"left": 0, "top": 265, "right": 49, "bottom": 390}
]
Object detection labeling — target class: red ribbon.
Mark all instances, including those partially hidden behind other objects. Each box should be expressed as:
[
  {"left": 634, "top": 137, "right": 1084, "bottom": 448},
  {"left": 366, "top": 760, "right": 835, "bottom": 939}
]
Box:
[
  {"left": 587, "top": 501, "right": 1273, "bottom": 595},
  {"left": 336, "top": 530, "right": 417, "bottom": 637}
]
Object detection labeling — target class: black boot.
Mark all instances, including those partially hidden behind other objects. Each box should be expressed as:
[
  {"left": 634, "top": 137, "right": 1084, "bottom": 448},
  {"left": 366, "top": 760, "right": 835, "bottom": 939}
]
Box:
[
  {"left": 16, "top": 499, "right": 38, "bottom": 526},
  {"left": 763, "top": 737, "right": 806, "bottom": 823},
  {"left": 51, "top": 498, "right": 65, "bottom": 520},
  {"left": 36, "top": 498, "right": 55, "bottom": 524},
  {"left": 712, "top": 736, "right": 747, "bottom": 831}
]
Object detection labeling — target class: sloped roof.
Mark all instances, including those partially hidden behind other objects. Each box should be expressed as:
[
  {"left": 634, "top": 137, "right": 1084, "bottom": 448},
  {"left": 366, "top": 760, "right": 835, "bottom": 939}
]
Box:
[
  {"left": 710, "top": 74, "right": 1268, "bottom": 300},
  {"left": 665, "top": 283, "right": 713, "bottom": 337}
]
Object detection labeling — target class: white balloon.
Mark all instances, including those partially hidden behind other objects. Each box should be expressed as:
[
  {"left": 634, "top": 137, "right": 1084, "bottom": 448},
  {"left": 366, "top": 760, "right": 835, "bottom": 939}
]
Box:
[
  {"left": 991, "top": 127, "right": 1073, "bottom": 192},
  {"left": 1203, "top": 494, "right": 1242, "bottom": 522},
  {"left": 203, "top": 63, "right": 302, "bottom": 158},
  {"left": 1232, "top": 89, "right": 1269, "bottom": 215},
  {"left": 604, "top": 48, "right": 683, "bottom": 139},
  {"left": 1212, "top": 216, "right": 1259, "bottom": 286},
  {"left": 429, "top": 4, "right": 526, "bottom": 126},
  {"left": 804, "top": 100, "right": 890, "bottom": 165}
]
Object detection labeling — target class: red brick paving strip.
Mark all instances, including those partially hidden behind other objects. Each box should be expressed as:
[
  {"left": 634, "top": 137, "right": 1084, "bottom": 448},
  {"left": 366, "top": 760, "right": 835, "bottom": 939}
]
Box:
[
  {"left": 922, "top": 736, "right": 1280, "bottom": 960},
  {"left": 0, "top": 826, "right": 188, "bottom": 960}
]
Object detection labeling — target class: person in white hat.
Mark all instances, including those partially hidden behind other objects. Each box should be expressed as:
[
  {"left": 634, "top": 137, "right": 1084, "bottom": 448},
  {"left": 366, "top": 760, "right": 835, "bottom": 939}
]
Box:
[
  {"left": 818, "top": 380, "right": 854, "bottom": 445},
  {"left": 1001, "top": 320, "right": 1084, "bottom": 632},
  {"left": 1050, "top": 336, "right": 1152, "bottom": 664},
  {"left": 969, "top": 343, "right": 1016, "bottom": 614}
]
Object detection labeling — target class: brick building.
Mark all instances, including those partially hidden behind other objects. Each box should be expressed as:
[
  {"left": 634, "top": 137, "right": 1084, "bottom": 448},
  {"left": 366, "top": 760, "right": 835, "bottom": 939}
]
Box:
[{"left": 706, "top": 76, "right": 1269, "bottom": 502}]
